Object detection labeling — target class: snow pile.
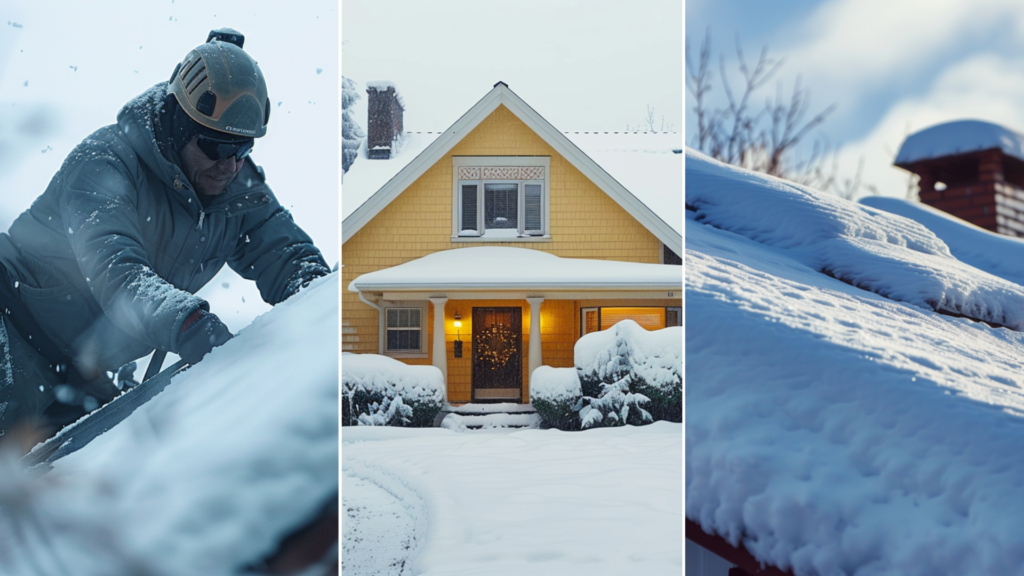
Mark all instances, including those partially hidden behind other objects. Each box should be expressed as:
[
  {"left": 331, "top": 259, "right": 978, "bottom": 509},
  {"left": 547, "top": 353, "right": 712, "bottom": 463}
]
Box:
[
  {"left": 687, "top": 147, "right": 1024, "bottom": 575},
  {"left": 894, "top": 119, "right": 1024, "bottom": 165},
  {"left": 342, "top": 353, "right": 445, "bottom": 427},
  {"left": 530, "top": 321, "right": 682, "bottom": 430},
  {"left": 342, "top": 423, "right": 682, "bottom": 576},
  {"left": 687, "top": 149, "right": 1024, "bottom": 329},
  {"left": 0, "top": 273, "right": 339, "bottom": 575},
  {"left": 861, "top": 196, "right": 1024, "bottom": 287}
]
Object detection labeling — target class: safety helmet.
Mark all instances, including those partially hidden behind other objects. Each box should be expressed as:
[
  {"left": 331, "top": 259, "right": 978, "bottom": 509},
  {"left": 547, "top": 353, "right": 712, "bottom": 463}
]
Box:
[{"left": 169, "top": 29, "right": 270, "bottom": 139}]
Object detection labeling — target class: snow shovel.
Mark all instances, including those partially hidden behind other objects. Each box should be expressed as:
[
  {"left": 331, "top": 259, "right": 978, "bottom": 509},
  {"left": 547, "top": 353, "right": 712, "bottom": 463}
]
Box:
[{"left": 21, "top": 353, "right": 190, "bottom": 469}]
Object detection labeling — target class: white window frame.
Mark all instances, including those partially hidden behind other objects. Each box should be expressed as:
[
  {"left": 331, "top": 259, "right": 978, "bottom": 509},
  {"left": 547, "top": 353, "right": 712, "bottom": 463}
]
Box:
[
  {"left": 452, "top": 156, "right": 551, "bottom": 242},
  {"left": 383, "top": 303, "right": 428, "bottom": 358}
]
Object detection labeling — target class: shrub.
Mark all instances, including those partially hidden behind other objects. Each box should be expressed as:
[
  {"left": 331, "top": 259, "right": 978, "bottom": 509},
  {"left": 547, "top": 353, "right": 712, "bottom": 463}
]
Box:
[
  {"left": 341, "top": 353, "right": 445, "bottom": 427},
  {"left": 574, "top": 320, "right": 682, "bottom": 429},
  {"left": 529, "top": 366, "right": 583, "bottom": 430}
]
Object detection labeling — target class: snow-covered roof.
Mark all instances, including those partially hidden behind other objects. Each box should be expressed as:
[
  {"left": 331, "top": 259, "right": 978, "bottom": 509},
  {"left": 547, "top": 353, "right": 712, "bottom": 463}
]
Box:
[
  {"left": 341, "top": 81, "right": 681, "bottom": 248},
  {"left": 894, "top": 119, "right": 1024, "bottom": 165},
  {"left": 348, "top": 246, "right": 681, "bottom": 293},
  {"left": 2, "top": 274, "right": 339, "bottom": 573},
  {"left": 687, "top": 147, "right": 1024, "bottom": 575},
  {"left": 861, "top": 196, "right": 1024, "bottom": 287}
]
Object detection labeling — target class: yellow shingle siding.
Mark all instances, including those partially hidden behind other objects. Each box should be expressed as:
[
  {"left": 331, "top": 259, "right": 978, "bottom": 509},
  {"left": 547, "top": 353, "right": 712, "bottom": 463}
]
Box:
[{"left": 342, "top": 104, "right": 666, "bottom": 377}]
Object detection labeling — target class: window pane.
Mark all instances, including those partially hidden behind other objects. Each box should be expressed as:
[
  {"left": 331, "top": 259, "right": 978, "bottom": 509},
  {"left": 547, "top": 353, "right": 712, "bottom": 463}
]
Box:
[
  {"left": 461, "top": 184, "right": 478, "bottom": 232},
  {"left": 666, "top": 308, "right": 681, "bottom": 327},
  {"left": 387, "top": 329, "right": 421, "bottom": 351},
  {"left": 599, "top": 307, "right": 666, "bottom": 330},
  {"left": 524, "top": 184, "right": 542, "bottom": 232},
  {"left": 387, "top": 308, "right": 398, "bottom": 328},
  {"left": 484, "top": 183, "right": 518, "bottom": 229}
]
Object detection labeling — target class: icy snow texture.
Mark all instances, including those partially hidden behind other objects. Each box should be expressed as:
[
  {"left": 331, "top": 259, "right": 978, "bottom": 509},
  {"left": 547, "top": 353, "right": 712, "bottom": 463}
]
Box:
[
  {"left": 342, "top": 423, "right": 682, "bottom": 575},
  {"left": 894, "top": 119, "right": 1024, "bottom": 165},
  {"left": 0, "top": 274, "right": 339, "bottom": 575},
  {"left": 687, "top": 149, "right": 1024, "bottom": 329},
  {"left": 687, "top": 147, "right": 1024, "bottom": 575}
]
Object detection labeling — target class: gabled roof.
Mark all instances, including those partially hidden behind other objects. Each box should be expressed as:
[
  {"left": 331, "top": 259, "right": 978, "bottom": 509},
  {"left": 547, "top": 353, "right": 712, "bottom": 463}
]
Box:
[{"left": 342, "top": 82, "right": 681, "bottom": 249}]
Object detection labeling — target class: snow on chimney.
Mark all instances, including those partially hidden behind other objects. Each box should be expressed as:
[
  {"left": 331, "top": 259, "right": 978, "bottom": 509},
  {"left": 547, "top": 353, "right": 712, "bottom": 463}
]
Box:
[{"left": 366, "top": 81, "right": 404, "bottom": 160}]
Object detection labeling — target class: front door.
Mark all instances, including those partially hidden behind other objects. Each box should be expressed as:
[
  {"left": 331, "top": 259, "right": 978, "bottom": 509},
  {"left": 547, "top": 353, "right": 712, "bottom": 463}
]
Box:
[{"left": 471, "top": 307, "right": 523, "bottom": 402}]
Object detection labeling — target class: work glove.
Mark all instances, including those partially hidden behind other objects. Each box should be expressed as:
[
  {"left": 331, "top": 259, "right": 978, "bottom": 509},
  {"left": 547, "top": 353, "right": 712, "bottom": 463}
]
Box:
[
  {"left": 282, "top": 260, "right": 330, "bottom": 301},
  {"left": 176, "top": 309, "right": 233, "bottom": 365}
]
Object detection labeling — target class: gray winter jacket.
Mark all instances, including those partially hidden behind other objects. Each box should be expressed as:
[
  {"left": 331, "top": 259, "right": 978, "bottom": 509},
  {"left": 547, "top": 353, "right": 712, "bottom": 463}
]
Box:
[{"left": 0, "top": 83, "right": 329, "bottom": 377}]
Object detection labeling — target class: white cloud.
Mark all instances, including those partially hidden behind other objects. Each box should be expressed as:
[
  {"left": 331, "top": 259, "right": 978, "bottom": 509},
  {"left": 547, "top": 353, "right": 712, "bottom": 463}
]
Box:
[
  {"left": 835, "top": 52, "right": 1024, "bottom": 198},
  {"left": 780, "top": 0, "right": 1024, "bottom": 118}
]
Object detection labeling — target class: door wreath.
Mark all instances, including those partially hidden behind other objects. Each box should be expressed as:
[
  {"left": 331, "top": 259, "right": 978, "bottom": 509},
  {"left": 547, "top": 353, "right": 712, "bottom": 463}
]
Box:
[{"left": 475, "top": 323, "right": 518, "bottom": 369}]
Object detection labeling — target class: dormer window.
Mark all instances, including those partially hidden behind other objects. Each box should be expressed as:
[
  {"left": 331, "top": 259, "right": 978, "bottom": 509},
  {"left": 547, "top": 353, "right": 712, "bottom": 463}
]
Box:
[{"left": 452, "top": 157, "right": 550, "bottom": 241}]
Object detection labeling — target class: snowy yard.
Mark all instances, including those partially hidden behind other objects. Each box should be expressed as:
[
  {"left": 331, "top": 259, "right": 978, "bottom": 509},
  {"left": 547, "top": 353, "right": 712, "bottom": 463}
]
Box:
[{"left": 342, "top": 423, "right": 682, "bottom": 576}]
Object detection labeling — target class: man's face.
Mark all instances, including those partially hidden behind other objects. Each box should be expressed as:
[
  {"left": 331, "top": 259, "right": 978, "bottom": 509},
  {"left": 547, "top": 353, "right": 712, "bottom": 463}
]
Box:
[{"left": 179, "top": 136, "right": 245, "bottom": 197}]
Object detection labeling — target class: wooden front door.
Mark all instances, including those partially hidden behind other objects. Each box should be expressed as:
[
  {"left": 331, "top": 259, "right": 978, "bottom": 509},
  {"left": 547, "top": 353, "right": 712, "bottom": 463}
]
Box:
[{"left": 471, "top": 307, "right": 523, "bottom": 402}]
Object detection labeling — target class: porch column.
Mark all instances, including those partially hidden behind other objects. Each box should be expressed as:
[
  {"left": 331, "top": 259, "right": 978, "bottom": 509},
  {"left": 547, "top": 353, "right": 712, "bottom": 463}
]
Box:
[
  {"left": 526, "top": 297, "right": 544, "bottom": 380},
  {"left": 428, "top": 297, "right": 448, "bottom": 393}
]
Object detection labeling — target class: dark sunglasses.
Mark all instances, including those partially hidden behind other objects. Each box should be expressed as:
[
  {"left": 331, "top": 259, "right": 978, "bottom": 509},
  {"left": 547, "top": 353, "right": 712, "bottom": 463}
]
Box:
[{"left": 196, "top": 134, "right": 254, "bottom": 162}]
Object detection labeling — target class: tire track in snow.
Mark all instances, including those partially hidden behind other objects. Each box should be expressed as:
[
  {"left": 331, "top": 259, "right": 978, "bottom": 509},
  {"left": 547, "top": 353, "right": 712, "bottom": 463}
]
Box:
[{"left": 342, "top": 460, "right": 425, "bottom": 576}]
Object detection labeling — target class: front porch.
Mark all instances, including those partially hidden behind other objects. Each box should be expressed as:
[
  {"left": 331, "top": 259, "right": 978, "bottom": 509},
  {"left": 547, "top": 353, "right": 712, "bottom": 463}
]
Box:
[{"left": 348, "top": 247, "right": 683, "bottom": 404}]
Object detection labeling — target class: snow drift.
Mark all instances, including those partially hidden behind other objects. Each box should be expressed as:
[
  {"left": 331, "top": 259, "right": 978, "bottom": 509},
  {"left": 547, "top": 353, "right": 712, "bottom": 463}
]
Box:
[{"left": 687, "top": 148, "right": 1024, "bottom": 575}]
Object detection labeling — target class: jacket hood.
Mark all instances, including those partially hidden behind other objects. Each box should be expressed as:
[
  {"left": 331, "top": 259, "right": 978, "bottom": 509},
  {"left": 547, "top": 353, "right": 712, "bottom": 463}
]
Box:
[{"left": 116, "top": 83, "right": 182, "bottom": 188}]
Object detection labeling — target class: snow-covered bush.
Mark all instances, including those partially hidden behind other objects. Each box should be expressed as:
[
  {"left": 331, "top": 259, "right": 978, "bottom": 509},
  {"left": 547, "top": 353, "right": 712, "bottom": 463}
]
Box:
[
  {"left": 574, "top": 320, "right": 682, "bottom": 429},
  {"left": 529, "top": 366, "right": 583, "bottom": 430},
  {"left": 341, "top": 353, "right": 445, "bottom": 427}
]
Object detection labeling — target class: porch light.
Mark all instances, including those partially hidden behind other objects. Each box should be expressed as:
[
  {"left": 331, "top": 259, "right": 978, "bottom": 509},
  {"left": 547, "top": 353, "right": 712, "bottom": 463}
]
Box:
[{"left": 453, "top": 311, "right": 463, "bottom": 358}]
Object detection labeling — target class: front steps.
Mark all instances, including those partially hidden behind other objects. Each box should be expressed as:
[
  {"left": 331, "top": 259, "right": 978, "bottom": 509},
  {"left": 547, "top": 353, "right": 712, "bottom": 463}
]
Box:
[{"left": 435, "top": 402, "right": 541, "bottom": 430}]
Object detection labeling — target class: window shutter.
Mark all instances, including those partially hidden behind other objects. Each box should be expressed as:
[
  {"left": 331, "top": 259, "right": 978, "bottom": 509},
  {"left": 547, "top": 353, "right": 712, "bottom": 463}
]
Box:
[
  {"left": 524, "top": 184, "right": 542, "bottom": 234},
  {"left": 461, "top": 184, "right": 478, "bottom": 233}
]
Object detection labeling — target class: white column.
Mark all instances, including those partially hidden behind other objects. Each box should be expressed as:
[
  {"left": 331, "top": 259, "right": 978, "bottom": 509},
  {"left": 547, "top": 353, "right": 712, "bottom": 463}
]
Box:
[
  {"left": 526, "top": 297, "right": 544, "bottom": 381},
  {"left": 428, "top": 297, "right": 448, "bottom": 394}
]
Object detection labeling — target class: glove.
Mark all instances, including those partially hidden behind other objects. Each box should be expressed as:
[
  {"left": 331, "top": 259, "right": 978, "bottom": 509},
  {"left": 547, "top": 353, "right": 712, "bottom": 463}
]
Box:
[{"left": 176, "top": 309, "right": 233, "bottom": 365}]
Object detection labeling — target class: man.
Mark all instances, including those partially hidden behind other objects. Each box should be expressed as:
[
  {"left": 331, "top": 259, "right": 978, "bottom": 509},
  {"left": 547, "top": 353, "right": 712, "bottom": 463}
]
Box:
[{"left": 0, "top": 30, "right": 330, "bottom": 442}]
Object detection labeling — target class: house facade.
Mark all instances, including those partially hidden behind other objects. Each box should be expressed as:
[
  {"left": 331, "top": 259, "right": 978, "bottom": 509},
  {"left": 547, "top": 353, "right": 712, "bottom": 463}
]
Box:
[{"left": 342, "top": 82, "right": 681, "bottom": 404}]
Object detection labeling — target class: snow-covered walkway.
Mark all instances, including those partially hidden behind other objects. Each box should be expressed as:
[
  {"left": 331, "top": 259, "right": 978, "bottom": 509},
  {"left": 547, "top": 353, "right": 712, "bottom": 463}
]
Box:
[{"left": 341, "top": 423, "right": 682, "bottom": 576}]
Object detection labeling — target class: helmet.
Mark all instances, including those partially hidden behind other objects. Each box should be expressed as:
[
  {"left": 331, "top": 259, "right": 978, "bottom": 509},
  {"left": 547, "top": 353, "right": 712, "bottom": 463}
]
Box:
[{"left": 169, "top": 30, "right": 270, "bottom": 138}]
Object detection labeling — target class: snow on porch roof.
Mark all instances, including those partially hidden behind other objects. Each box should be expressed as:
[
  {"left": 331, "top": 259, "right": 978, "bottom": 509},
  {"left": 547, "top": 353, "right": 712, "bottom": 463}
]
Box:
[
  {"left": 895, "top": 119, "right": 1024, "bottom": 166},
  {"left": 347, "top": 247, "right": 682, "bottom": 292},
  {"left": 342, "top": 82, "right": 681, "bottom": 249}
]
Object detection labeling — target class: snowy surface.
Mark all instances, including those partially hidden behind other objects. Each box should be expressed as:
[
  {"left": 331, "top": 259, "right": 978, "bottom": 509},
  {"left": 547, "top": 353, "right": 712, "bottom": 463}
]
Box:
[
  {"left": 575, "top": 319, "right": 682, "bottom": 385},
  {"left": 687, "top": 149, "right": 1024, "bottom": 329},
  {"left": 894, "top": 119, "right": 1024, "bottom": 165},
  {"left": 687, "top": 147, "right": 1024, "bottom": 574},
  {"left": 348, "top": 246, "right": 682, "bottom": 291},
  {"left": 861, "top": 196, "right": 1024, "bottom": 287},
  {"left": 342, "top": 423, "right": 682, "bottom": 576},
  {"left": 566, "top": 132, "right": 682, "bottom": 236},
  {"left": 529, "top": 365, "right": 582, "bottom": 403},
  {"left": 0, "top": 273, "right": 339, "bottom": 575},
  {"left": 438, "top": 412, "right": 541, "bottom": 431}
]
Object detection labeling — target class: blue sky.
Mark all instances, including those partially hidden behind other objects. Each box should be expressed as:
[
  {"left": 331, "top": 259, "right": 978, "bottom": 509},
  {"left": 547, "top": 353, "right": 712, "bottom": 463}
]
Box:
[{"left": 687, "top": 0, "right": 1024, "bottom": 197}]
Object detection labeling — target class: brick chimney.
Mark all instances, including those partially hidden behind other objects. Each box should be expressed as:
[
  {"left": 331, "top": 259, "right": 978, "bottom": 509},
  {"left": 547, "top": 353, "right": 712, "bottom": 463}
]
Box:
[
  {"left": 366, "top": 82, "right": 404, "bottom": 160},
  {"left": 895, "top": 120, "right": 1024, "bottom": 237}
]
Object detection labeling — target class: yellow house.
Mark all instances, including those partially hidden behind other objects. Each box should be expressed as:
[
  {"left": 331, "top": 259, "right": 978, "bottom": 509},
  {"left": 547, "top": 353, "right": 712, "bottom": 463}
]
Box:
[{"left": 342, "top": 81, "right": 681, "bottom": 405}]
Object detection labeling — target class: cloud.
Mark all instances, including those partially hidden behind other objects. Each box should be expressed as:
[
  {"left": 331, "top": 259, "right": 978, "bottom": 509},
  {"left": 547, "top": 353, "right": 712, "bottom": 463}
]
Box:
[
  {"left": 779, "top": 0, "right": 1024, "bottom": 121},
  {"left": 834, "top": 52, "right": 1024, "bottom": 198}
]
